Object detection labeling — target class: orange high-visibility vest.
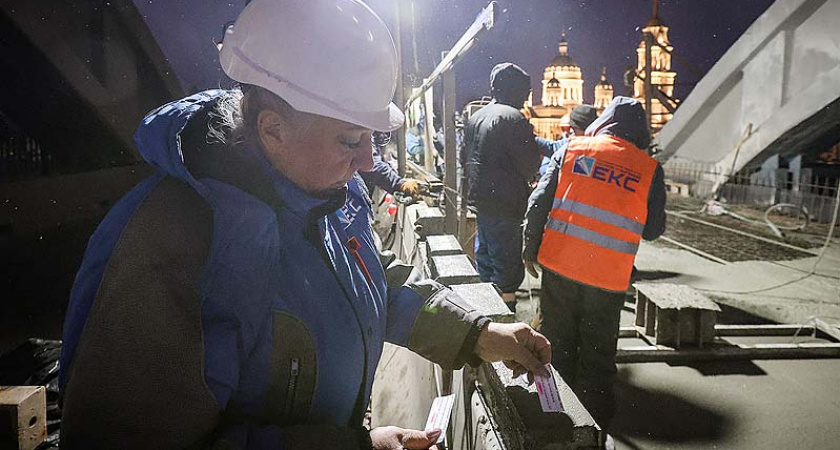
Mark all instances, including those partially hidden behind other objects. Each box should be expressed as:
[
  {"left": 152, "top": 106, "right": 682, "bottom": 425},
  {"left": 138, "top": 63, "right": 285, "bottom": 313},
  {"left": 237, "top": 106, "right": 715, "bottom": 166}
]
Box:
[{"left": 537, "top": 135, "right": 658, "bottom": 292}]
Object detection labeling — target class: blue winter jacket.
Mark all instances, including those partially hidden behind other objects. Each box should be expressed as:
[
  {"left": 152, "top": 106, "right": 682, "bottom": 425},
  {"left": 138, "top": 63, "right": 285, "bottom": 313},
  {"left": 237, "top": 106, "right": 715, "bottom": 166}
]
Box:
[{"left": 58, "top": 90, "right": 483, "bottom": 449}]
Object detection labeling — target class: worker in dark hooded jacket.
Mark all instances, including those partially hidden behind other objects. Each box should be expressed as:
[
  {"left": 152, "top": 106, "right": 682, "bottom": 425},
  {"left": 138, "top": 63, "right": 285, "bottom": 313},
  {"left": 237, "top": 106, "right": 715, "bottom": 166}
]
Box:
[
  {"left": 461, "top": 62, "right": 542, "bottom": 312},
  {"left": 522, "top": 96, "right": 666, "bottom": 430}
]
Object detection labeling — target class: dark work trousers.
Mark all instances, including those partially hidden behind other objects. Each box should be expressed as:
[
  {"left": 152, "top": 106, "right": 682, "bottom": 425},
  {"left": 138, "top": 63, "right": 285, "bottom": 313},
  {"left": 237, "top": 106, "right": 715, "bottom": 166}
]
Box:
[
  {"left": 540, "top": 269, "right": 626, "bottom": 429},
  {"left": 474, "top": 214, "right": 525, "bottom": 295}
]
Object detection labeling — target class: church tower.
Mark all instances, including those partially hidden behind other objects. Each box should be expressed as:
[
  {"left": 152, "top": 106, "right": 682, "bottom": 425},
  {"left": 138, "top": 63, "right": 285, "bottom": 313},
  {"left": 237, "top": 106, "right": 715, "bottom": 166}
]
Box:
[
  {"left": 528, "top": 32, "right": 586, "bottom": 140},
  {"left": 633, "top": 0, "right": 677, "bottom": 131},
  {"left": 541, "top": 33, "right": 583, "bottom": 108},
  {"left": 594, "top": 67, "right": 614, "bottom": 113}
]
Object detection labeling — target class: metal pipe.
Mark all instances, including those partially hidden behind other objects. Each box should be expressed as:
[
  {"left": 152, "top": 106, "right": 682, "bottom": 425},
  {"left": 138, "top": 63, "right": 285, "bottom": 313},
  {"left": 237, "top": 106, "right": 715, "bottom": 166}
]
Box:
[
  {"left": 394, "top": 1, "right": 407, "bottom": 177},
  {"left": 403, "top": 2, "right": 497, "bottom": 108}
]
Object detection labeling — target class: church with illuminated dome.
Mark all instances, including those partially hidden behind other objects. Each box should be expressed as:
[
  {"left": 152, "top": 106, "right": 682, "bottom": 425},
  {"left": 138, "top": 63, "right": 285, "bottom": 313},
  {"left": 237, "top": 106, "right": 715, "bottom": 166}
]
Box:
[
  {"left": 525, "top": 33, "right": 614, "bottom": 140},
  {"left": 525, "top": 0, "right": 677, "bottom": 140}
]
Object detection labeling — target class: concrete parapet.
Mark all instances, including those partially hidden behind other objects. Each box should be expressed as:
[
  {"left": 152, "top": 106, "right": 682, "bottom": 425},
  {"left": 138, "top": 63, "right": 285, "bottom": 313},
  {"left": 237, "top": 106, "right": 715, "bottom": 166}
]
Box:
[
  {"left": 374, "top": 205, "right": 601, "bottom": 450},
  {"left": 476, "top": 362, "right": 601, "bottom": 450}
]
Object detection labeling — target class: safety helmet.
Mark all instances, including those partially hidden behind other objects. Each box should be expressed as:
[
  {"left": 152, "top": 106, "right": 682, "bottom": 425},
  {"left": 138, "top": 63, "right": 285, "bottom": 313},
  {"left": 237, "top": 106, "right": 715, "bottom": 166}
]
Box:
[{"left": 219, "top": 0, "right": 404, "bottom": 131}]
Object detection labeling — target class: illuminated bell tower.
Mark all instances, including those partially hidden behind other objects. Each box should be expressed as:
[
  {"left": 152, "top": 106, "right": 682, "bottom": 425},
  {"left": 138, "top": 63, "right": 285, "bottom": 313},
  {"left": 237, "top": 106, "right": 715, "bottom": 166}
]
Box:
[
  {"left": 633, "top": 0, "right": 677, "bottom": 130},
  {"left": 594, "top": 67, "right": 614, "bottom": 113}
]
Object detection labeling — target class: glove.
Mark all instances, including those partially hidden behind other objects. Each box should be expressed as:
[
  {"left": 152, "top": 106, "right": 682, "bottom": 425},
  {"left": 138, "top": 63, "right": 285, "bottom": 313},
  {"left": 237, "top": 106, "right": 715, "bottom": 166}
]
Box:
[{"left": 399, "top": 179, "right": 422, "bottom": 199}]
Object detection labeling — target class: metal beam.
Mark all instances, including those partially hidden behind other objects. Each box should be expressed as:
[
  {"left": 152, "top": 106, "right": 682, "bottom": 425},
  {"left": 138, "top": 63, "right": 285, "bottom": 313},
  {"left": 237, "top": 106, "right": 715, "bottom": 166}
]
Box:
[
  {"left": 617, "top": 342, "right": 840, "bottom": 363},
  {"left": 393, "top": 1, "right": 407, "bottom": 177},
  {"left": 403, "top": 2, "right": 497, "bottom": 108},
  {"left": 619, "top": 324, "right": 825, "bottom": 338}
]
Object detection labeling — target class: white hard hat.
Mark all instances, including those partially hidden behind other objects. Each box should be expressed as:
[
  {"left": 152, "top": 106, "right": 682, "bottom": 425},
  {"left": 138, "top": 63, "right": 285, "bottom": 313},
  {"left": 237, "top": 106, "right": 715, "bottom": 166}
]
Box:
[{"left": 220, "top": 0, "right": 404, "bottom": 131}]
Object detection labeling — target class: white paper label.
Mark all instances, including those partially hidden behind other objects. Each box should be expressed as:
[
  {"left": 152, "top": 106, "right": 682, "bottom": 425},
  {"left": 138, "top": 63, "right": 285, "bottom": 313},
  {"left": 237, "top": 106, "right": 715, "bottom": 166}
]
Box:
[
  {"left": 424, "top": 394, "right": 456, "bottom": 443},
  {"left": 534, "top": 365, "right": 564, "bottom": 413}
]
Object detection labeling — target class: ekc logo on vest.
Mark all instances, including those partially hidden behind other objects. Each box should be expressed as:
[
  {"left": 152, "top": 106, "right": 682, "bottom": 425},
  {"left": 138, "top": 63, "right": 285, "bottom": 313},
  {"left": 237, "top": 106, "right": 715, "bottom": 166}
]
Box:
[{"left": 572, "top": 156, "right": 641, "bottom": 193}]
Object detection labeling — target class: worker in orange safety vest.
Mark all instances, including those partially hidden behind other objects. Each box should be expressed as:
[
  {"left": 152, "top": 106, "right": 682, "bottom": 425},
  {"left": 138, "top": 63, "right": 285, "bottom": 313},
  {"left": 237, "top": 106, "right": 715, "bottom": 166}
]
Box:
[{"left": 522, "top": 96, "right": 666, "bottom": 431}]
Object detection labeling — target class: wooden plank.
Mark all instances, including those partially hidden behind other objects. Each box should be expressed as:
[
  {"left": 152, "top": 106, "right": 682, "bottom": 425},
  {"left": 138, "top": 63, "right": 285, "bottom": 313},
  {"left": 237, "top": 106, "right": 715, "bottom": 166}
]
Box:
[{"left": 617, "top": 342, "right": 840, "bottom": 364}]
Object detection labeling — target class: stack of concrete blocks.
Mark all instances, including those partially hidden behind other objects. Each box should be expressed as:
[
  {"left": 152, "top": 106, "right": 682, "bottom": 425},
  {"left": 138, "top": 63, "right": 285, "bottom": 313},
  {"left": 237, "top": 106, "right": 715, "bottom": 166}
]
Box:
[
  {"left": 373, "top": 205, "right": 603, "bottom": 449},
  {"left": 634, "top": 282, "right": 721, "bottom": 348}
]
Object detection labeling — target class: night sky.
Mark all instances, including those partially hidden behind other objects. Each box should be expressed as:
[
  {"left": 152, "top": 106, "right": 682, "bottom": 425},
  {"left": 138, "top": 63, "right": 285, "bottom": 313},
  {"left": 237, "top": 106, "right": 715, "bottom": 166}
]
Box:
[{"left": 133, "top": 0, "right": 776, "bottom": 109}]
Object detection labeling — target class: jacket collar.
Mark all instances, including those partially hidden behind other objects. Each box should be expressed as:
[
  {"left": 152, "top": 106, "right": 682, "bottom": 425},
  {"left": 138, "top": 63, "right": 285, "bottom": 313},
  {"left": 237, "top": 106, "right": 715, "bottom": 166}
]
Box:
[{"left": 242, "top": 145, "right": 346, "bottom": 220}]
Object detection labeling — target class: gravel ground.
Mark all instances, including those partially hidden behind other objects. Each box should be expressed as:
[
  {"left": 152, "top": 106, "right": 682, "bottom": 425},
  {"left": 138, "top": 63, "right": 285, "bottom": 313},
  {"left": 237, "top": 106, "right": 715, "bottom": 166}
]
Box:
[{"left": 655, "top": 195, "right": 831, "bottom": 262}]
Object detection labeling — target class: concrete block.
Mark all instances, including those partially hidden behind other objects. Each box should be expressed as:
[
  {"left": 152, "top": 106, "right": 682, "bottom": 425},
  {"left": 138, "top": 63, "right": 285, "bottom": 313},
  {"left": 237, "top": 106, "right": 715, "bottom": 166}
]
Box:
[
  {"left": 415, "top": 207, "right": 446, "bottom": 238},
  {"left": 634, "top": 292, "right": 647, "bottom": 328},
  {"left": 0, "top": 386, "right": 46, "bottom": 450},
  {"left": 451, "top": 283, "right": 515, "bottom": 323},
  {"left": 476, "top": 362, "right": 601, "bottom": 450},
  {"left": 430, "top": 255, "right": 480, "bottom": 286},
  {"left": 426, "top": 235, "right": 463, "bottom": 257},
  {"left": 644, "top": 298, "right": 657, "bottom": 337},
  {"left": 655, "top": 308, "right": 680, "bottom": 346},
  {"left": 635, "top": 283, "right": 720, "bottom": 348}
]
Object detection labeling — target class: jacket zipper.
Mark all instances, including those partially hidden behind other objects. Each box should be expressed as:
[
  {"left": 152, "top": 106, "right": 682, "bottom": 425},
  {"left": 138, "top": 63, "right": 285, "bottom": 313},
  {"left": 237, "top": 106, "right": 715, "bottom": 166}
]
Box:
[
  {"left": 345, "top": 236, "right": 373, "bottom": 284},
  {"left": 284, "top": 357, "right": 300, "bottom": 417}
]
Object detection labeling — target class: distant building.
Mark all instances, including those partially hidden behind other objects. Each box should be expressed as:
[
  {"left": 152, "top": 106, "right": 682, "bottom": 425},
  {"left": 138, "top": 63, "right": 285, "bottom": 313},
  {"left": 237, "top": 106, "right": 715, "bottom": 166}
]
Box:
[
  {"left": 525, "top": 33, "right": 614, "bottom": 139},
  {"left": 594, "top": 67, "right": 614, "bottom": 114},
  {"left": 632, "top": 0, "right": 678, "bottom": 132}
]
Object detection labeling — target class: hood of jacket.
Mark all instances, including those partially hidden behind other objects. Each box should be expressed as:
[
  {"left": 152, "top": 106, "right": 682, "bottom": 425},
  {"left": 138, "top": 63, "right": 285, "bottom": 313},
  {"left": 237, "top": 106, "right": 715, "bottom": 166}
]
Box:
[
  {"left": 134, "top": 89, "right": 228, "bottom": 183},
  {"left": 490, "top": 62, "right": 531, "bottom": 107},
  {"left": 585, "top": 96, "right": 651, "bottom": 150}
]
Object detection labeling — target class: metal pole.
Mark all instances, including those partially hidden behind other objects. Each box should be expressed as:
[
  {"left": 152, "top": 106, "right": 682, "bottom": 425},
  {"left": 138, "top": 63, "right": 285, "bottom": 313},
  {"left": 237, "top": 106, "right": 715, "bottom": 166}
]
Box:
[
  {"left": 394, "top": 2, "right": 407, "bottom": 177},
  {"left": 442, "top": 54, "right": 458, "bottom": 235},
  {"left": 644, "top": 31, "right": 654, "bottom": 131}
]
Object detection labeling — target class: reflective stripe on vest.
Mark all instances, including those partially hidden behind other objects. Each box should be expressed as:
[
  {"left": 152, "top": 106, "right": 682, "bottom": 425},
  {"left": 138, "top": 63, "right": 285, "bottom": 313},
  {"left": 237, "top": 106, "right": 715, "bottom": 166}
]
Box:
[
  {"left": 545, "top": 217, "right": 639, "bottom": 255},
  {"left": 538, "top": 135, "right": 658, "bottom": 291},
  {"left": 552, "top": 198, "right": 645, "bottom": 235}
]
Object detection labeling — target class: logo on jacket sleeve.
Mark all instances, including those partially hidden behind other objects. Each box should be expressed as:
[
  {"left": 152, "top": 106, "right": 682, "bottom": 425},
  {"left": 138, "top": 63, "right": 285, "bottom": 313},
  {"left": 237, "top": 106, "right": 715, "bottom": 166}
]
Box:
[{"left": 573, "top": 156, "right": 596, "bottom": 176}]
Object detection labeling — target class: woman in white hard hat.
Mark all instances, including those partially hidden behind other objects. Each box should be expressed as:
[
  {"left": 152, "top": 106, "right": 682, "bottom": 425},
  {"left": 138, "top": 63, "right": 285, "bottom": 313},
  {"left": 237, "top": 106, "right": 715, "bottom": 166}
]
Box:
[{"left": 58, "top": 1, "right": 551, "bottom": 448}]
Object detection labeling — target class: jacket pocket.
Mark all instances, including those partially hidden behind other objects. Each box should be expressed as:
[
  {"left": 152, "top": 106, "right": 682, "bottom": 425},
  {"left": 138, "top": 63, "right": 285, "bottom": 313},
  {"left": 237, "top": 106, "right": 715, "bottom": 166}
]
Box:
[{"left": 265, "top": 311, "right": 318, "bottom": 426}]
